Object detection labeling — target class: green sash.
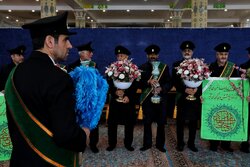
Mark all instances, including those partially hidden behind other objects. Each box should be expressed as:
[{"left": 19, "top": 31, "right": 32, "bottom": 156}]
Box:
[
  {"left": 5, "top": 68, "right": 78, "bottom": 167},
  {"left": 140, "top": 63, "right": 166, "bottom": 104},
  {"left": 89, "top": 61, "right": 96, "bottom": 68},
  {"left": 220, "top": 61, "right": 235, "bottom": 77}
]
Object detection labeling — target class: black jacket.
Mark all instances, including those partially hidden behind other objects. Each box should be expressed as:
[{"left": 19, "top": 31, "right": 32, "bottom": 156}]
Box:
[
  {"left": 7, "top": 51, "right": 87, "bottom": 167},
  {"left": 107, "top": 78, "right": 138, "bottom": 125}
]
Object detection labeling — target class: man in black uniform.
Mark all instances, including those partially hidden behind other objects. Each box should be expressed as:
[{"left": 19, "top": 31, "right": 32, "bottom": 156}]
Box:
[
  {"left": 172, "top": 41, "right": 201, "bottom": 152},
  {"left": 106, "top": 45, "right": 138, "bottom": 152},
  {"left": 139, "top": 44, "right": 172, "bottom": 152},
  {"left": 5, "top": 12, "right": 90, "bottom": 166},
  {"left": 68, "top": 41, "right": 99, "bottom": 153},
  {"left": 0, "top": 45, "right": 25, "bottom": 92},
  {"left": 67, "top": 41, "right": 96, "bottom": 70},
  {"left": 239, "top": 46, "right": 250, "bottom": 153},
  {"left": 209, "top": 42, "right": 238, "bottom": 152}
]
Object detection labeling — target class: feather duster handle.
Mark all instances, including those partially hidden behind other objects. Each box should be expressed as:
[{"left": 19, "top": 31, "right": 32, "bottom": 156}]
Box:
[{"left": 69, "top": 66, "right": 109, "bottom": 130}]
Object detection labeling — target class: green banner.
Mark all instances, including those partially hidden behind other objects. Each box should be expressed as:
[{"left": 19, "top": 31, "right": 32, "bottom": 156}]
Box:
[
  {"left": 201, "top": 78, "right": 249, "bottom": 141},
  {"left": 0, "top": 93, "right": 12, "bottom": 160}
]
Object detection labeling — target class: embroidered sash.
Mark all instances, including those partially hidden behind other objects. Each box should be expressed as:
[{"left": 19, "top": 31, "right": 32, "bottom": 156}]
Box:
[
  {"left": 220, "top": 61, "right": 235, "bottom": 77},
  {"left": 5, "top": 68, "right": 78, "bottom": 167},
  {"left": 140, "top": 63, "right": 166, "bottom": 104}
]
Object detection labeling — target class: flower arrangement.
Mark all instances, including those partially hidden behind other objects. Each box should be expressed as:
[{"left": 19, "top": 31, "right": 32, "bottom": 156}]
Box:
[
  {"left": 105, "top": 59, "right": 141, "bottom": 82},
  {"left": 176, "top": 58, "right": 211, "bottom": 82}
]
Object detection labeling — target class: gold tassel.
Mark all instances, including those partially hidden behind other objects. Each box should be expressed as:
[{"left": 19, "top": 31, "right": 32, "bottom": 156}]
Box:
[
  {"left": 105, "top": 104, "right": 109, "bottom": 123},
  {"left": 173, "top": 105, "right": 177, "bottom": 119},
  {"left": 137, "top": 105, "right": 143, "bottom": 120}
]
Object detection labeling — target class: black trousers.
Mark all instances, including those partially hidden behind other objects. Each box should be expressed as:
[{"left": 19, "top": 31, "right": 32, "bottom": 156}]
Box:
[
  {"left": 107, "top": 123, "right": 134, "bottom": 147},
  {"left": 176, "top": 119, "right": 197, "bottom": 147},
  {"left": 142, "top": 100, "right": 167, "bottom": 148},
  {"left": 89, "top": 126, "right": 99, "bottom": 147},
  {"left": 142, "top": 122, "right": 165, "bottom": 148}
]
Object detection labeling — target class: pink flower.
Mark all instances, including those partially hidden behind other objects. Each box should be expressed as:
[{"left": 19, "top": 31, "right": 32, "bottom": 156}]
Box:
[
  {"left": 105, "top": 59, "right": 141, "bottom": 82},
  {"left": 176, "top": 58, "right": 211, "bottom": 81}
]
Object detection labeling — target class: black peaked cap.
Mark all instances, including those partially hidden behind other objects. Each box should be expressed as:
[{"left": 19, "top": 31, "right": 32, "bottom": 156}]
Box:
[{"left": 22, "top": 12, "right": 76, "bottom": 39}]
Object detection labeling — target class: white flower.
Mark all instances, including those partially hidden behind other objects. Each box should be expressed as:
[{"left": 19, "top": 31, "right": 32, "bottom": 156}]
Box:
[
  {"left": 118, "top": 73, "right": 125, "bottom": 80},
  {"left": 107, "top": 71, "right": 113, "bottom": 77},
  {"left": 177, "top": 69, "right": 183, "bottom": 74},
  {"left": 184, "top": 70, "right": 189, "bottom": 75},
  {"left": 193, "top": 74, "right": 198, "bottom": 79},
  {"left": 124, "top": 66, "right": 130, "bottom": 72},
  {"left": 197, "top": 66, "right": 202, "bottom": 71}
]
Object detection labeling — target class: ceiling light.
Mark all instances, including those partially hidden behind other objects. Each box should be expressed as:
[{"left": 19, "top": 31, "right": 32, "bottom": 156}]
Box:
[
  {"left": 224, "top": 9, "right": 227, "bottom": 12},
  {"left": 103, "top": 10, "right": 106, "bottom": 12},
  {"left": 151, "top": 10, "right": 154, "bottom": 12},
  {"left": 36, "top": 0, "right": 39, "bottom": 1},
  {"left": 91, "top": 20, "right": 93, "bottom": 22},
  {"left": 32, "top": 10, "right": 35, "bottom": 12},
  {"left": 16, "top": 19, "right": 19, "bottom": 22},
  {"left": 6, "top": 16, "right": 9, "bottom": 19},
  {"left": 8, "top": 10, "right": 11, "bottom": 12},
  {"left": 87, "top": 16, "right": 90, "bottom": 19},
  {"left": 126, "top": 9, "right": 130, "bottom": 12},
  {"left": 247, "top": 19, "right": 250, "bottom": 22},
  {"left": 107, "top": 0, "right": 110, "bottom": 1},
  {"left": 56, "top": 10, "right": 59, "bottom": 12}
]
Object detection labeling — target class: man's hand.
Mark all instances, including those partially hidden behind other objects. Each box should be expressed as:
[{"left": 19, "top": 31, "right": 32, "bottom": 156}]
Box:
[
  {"left": 154, "top": 87, "right": 162, "bottom": 94},
  {"left": 116, "top": 89, "right": 124, "bottom": 97},
  {"left": 148, "top": 79, "right": 160, "bottom": 87},
  {"left": 82, "top": 127, "right": 90, "bottom": 144},
  {"left": 122, "top": 96, "right": 130, "bottom": 103},
  {"left": 200, "top": 96, "right": 204, "bottom": 103},
  {"left": 185, "top": 88, "right": 197, "bottom": 95},
  {"left": 246, "top": 96, "right": 250, "bottom": 102}
]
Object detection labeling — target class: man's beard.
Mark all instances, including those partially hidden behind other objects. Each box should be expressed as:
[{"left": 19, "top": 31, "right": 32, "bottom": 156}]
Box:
[{"left": 183, "top": 55, "right": 191, "bottom": 59}]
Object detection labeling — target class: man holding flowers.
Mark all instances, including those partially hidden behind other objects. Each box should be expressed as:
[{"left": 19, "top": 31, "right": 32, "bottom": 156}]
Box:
[
  {"left": 105, "top": 45, "right": 139, "bottom": 151},
  {"left": 172, "top": 40, "right": 202, "bottom": 152}
]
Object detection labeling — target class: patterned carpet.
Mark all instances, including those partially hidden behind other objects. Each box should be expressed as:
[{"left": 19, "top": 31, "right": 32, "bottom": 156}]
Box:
[
  {"left": 80, "top": 123, "right": 169, "bottom": 167},
  {"left": 80, "top": 119, "right": 250, "bottom": 167},
  {"left": 1, "top": 119, "right": 250, "bottom": 167}
]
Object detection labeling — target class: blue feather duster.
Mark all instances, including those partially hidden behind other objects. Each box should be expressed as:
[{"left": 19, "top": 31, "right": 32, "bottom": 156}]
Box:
[{"left": 69, "top": 66, "right": 109, "bottom": 130}]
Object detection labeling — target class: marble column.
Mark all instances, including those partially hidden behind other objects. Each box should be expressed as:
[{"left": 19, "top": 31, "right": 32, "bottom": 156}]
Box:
[
  {"left": 40, "top": 0, "right": 56, "bottom": 18},
  {"left": 164, "top": 22, "right": 171, "bottom": 28},
  {"left": 240, "top": 18, "right": 250, "bottom": 27},
  {"left": 74, "top": 10, "right": 86, "bottom": 28},
  {"left": 171, "top": 10, "right": 183, "bottom": 28},
  {"left": 91, "top": 21, "right": 97, "bottom": 28},
  {"left": 191, "top": 0, "right": 208, "bottom": 28}
]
